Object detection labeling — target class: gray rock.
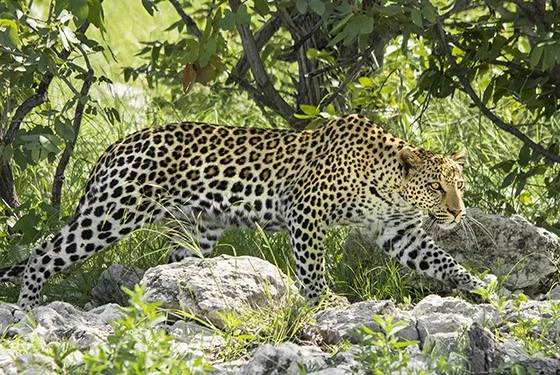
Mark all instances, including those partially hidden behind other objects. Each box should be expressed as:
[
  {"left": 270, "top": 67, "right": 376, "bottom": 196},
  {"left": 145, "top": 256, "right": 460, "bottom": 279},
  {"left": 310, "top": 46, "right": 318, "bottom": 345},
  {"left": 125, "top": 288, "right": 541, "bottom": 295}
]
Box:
[
  {"left": 309, "top": 300, "right": 419, "bottom": 345},
  {"left": 502, "top": 299, "right": 560, "bottom": 342},
  {"left": 308, "top": 369, "right": 350, "bottom": 375},
  {"left": 411, "top": 295, "right": 501, "bottom": 327},
  {"left": 211, "top": 359, "right": 246, "bottom": 375},
  {"left": 0, "top": 345, "right": 17, "bottom": 375},
  {"left": 7, "top": 302, "right": 122, "bottom": 349},
  {"left": 92, "top": 264, "right": 145, "bottom": 305},
  {"left": 343, "top": 208, "right": 559, "bottom": 291},
  {"left": 14, "top": 353, "right": 56, "bottom": 375},
  {"left": 0, "top": 304, "right": 23, "bottom": 336},
  {"left": 238, "top": 342, "right": 328, "bottom": 375},
  {"left": 167, "top": 320, "right": 226, "bottom": 357},
  {"left": 141, "top": 255, "right": 299, "bottom": 328},
  {"left": 428, "top": 208, "right": 559, "bottom": 290},
  {"left": 465, "top": 323, "right": 503, "bottom": 374},
  {"left": 514, "top": 357, "right": 560, "bottom": 374},
  {"left": 549, "top": 284, "right": 560, "bottom": 300}
]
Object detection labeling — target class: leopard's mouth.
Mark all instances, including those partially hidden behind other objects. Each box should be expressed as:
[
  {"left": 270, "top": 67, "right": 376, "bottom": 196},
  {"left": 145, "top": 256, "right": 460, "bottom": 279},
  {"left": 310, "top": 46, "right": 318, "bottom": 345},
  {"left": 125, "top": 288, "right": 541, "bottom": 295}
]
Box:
[{"left": 428, "top": 213, "right": 460, "bottom": 230}]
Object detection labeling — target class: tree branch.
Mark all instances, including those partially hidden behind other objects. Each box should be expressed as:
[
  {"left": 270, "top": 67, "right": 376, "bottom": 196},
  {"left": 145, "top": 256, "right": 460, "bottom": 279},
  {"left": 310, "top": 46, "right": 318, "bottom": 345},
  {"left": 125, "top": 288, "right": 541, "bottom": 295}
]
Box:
[
  {"left": 226, "top": 12, "right": 282, "bottom": 84},
  {"left": 168, "top": 0, "right": 202, "bottom": 39},
  {"left": 51, "top": 45, "right": 95, "bottom": 208},
  {"left": 322, "top": 43, "right": 377, "bottom": 108},
  {"left": 0, "top": 21, "right": 92, "bottom": 212},
  {"left": 434, "top": 24, "right": 560, "bottom": 163},
  {"left": 229, "top": 0, "right": 296, "bottom": 126}
]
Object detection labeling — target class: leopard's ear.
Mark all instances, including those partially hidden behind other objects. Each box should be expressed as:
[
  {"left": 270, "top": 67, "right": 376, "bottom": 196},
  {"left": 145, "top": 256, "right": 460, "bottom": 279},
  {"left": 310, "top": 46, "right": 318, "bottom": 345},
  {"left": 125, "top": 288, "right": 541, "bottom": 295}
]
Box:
[
  {"left": 450, "top": 147, "right": 468, "bottom": 167},
  {"left": 397, "top": 148, "right": 423, "bottom": 171}
]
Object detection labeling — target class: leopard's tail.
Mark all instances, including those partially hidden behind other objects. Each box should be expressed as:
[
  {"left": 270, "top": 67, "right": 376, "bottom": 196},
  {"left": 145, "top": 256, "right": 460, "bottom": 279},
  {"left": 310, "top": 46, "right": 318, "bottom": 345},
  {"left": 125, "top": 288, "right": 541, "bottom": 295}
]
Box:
[{"left": 0, "top": 259, "right": 28, "bottom": 282}]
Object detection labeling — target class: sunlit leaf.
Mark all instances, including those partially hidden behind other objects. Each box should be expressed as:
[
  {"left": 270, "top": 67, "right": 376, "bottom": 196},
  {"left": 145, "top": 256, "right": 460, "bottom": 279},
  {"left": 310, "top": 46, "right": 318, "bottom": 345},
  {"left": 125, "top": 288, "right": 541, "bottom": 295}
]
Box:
[{"left": 0, "top": 19, "right": 19, "bottom": 49}]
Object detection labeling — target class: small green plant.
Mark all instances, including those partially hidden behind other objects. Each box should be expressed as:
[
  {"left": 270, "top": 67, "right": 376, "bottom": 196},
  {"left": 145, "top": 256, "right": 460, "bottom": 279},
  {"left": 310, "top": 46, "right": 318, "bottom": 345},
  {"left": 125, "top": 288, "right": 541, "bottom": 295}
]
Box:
[
  {"left": 352, "top": 315, "right": 418, "bottom": 375},
  {"left": 504, "top": 294, "right": 560, "bottom": 357},
  {"left": 81, "top": 285, "right": 213, "bottom": 374},
  {"left": 216, "top": 293, "right": 315, "bottom": 361}
]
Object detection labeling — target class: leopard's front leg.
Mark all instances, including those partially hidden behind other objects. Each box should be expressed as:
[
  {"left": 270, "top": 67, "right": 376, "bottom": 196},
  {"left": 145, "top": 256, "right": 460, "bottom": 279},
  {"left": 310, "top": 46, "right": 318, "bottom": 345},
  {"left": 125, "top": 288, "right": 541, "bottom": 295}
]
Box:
[{"left": 376, "top": 214, "right": 487, "bottom": 292}]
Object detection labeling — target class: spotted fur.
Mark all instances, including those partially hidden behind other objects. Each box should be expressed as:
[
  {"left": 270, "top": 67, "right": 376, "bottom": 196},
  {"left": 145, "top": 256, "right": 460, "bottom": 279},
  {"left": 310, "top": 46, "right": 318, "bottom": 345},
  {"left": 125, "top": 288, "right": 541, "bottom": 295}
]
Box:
[{"left": 0, "top": 114, "right": 486, "bottom": 309}]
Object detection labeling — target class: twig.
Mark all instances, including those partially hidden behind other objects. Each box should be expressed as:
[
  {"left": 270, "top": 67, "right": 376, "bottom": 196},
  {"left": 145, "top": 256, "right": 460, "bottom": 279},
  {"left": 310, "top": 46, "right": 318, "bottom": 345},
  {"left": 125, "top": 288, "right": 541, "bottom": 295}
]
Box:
[
  {"left": 226, "top": 13, "right": 282, "bottom": 84},
  {"left": 322, "top": 44, "right": 377, "bottom": 107},
  {"left": 51, "top": 45, "right": 95, "bottom": 208},
  {"left": 434, "top": 24, "right": 560, "bottom": 163},
  {"left": 168, "top": 0, "right": 203, "bottom": 39},
  {"left": 0, "top": 46, "right": 29, "bottom": 58},
  {"left": 306, "top": 58, "right": 355, "bottom": 77},
  {"left": 229, "top": 0, "right": 295, "bottom": 125},
  {"left": 3, "top": 21, "right": 90, "bottom": 145},
  {"left": 291, "top": 18, "right": 324, "bottom": 51}
]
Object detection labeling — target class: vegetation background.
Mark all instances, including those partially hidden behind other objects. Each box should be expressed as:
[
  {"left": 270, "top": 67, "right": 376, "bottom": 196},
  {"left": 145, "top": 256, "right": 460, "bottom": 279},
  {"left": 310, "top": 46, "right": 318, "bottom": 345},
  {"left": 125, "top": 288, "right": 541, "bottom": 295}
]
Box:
[{"left": 0, "top": 0, "right": 559, "bottom": 305}]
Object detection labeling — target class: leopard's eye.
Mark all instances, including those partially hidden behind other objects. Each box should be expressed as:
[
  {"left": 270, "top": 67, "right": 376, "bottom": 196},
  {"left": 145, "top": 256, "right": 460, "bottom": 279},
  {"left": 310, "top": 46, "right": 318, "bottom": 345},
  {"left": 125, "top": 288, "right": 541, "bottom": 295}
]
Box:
[
  {"left": 428, "top": 182, "right": 443, "bottom": 192},
  {"left": 457, "top": 180, "right": 465, "bottom": 190}
]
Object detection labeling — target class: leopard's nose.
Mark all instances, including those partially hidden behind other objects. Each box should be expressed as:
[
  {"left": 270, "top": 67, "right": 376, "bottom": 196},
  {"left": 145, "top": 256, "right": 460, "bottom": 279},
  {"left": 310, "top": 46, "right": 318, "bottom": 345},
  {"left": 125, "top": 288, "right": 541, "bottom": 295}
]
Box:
[{"left": 447, "top": 208, "right": 461, "bottom": 218}]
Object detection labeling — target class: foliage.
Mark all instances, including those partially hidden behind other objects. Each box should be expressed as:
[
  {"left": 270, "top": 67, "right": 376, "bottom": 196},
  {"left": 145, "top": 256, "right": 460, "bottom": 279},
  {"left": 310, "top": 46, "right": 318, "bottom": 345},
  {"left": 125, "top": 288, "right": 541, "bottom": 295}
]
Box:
[
  {"left": 1, "top": 0, "right": 559, "bottom": 306},
  {"left": 0, "top": 0, "right": 119, "bottom": 245},
  {"left": 124, "top": 0, "right": 559, "bottom": 231},
  {"left": 350, "top": 315, "right": 452, "bottom": 375},
  {"left": 82, "top": 285, "right": 213, "bottom": 374},
  {"left": 496, "top": 293, "right": 560, "bottom": 358}
]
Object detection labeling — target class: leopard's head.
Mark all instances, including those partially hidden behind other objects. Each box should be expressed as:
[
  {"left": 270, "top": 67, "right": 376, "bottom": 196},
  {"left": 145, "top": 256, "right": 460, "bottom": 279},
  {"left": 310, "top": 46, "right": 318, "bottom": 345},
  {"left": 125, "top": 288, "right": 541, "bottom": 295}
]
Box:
[{"left": 397, "top": 147, "right": 467, "bottom": 230}]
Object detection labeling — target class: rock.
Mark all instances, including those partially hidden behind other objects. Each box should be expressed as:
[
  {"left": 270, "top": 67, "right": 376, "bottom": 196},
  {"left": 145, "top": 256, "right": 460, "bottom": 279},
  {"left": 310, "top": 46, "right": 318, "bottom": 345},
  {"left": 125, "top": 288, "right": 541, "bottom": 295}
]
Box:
[
  {"left": 514, "top": 358, "right": 560, "bottom": 374},
  {"left": 428, "top": 208, "right": 559, "bottom": 290},
  {"left": 92, "top": 264, "right": 145, "bottom": 305},
  {"left": 0, "top": 304, "right": 23, "bottom": 336},
  {"left": 309, "top": 300, "right": 419, "bottom": 345},
  {"left": 0, "top": 344, "right": 17, "bottom": 375},
  {"left": 167, "top": 320, "right": 226, "bottom": 358},
  {"left": 502, "top": 299, "right": 560, "bottom": 342},
  {"left": 141, "top": 255, "right": 299, "bottom": 329},
  {"left": 238, "top": 342, "right": 328, "bottom": 375},
  {"left": 411, "top": 296, "right": 501, "bottom": 356},
  {"left": 14, "top": 353, "right": 57, "bottom": 375},
  {"left": 343, "top": 208, "right": 559, "bottom": 291},
  {"left": 411, "top": 295, "right": 501, "bottom": 326},
  {"left": 465, "top": 323, "right": 503, "bottom": 374},
  {"left": 7, "top": 302, "right": 123, "bottom": 349},
  {"left": 549, "top": 285, "right": 560, "bottom": 300}
]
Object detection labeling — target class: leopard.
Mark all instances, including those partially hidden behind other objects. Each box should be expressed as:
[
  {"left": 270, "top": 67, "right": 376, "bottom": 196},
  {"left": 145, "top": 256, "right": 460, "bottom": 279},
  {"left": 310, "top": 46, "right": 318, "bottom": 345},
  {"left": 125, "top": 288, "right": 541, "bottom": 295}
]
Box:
[{"left": 0, "top": 114, "right": 487, "bottom": 309}]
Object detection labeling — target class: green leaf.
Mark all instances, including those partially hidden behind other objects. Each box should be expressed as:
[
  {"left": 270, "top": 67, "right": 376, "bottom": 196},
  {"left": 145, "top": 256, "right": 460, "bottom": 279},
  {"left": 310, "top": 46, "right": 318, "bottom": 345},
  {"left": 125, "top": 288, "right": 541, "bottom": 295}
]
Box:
[
  {"left": 358, "top": 76, "right": 373, "bottom": 87},
  {"left": 529, "top": 44, "right": 544, "bottom": 67},
  {"left": 253, "top": 0, "right": 270, "bottom": 16},
  {"left": 235, "top": 4, "right": 252, "bottom": 25},
  {"left": 0, "top": 19, "right": 19, "bottom": 49},
  {"left": 421, "top": 4, "right": 436, "bottom": 23},
  {"left": 87, "top": 0, "right": 105, "bottom": 30},
  {"left": 518, "top": 144, "right": 531, "bottom": 167},
  {"left": 494, "top": 160, "right": 516, "bottom": 173},
  {"left": 410, "top": 8, "right": 423, "bottom": 27},
  {"left": 55, "top": 118, "right": 75, "bottom": 141},
  {"left": 335, "top": 2, "right": 352, "bottom": 15},
  {"left": 220, "top": 9, "right": 236, "bottom": 31},
  {"left": 56, "top": 0, "right": 89, "bottom": 26},
  {"left": 309, "top": 0, "right": 325, "bottom": 16},
  {"left": 501, "top": 170, "right": 517, "bottom": 189},
  {"left": 141, "top": 0, "right": 159, "bottom": 16},
  {"left": 541, "top": 46, "right": 556, "bottom": 71},
  {"left": 300, "top": 104, "right": 319, "bottom": 116},
  {"left": 295, "top": 0, "right": 308, "bottom": 14}
]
